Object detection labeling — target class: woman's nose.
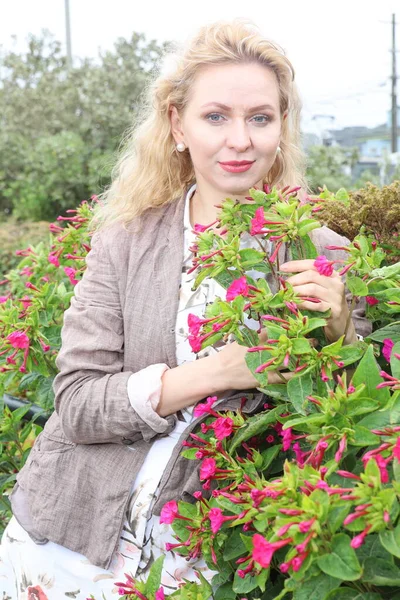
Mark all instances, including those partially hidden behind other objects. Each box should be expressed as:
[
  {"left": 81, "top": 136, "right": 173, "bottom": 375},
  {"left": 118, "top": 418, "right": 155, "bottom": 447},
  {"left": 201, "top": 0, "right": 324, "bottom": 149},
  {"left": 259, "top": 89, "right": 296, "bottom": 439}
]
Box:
[{"left": 226, "top": 119, "right": 252, "bottom": 152}]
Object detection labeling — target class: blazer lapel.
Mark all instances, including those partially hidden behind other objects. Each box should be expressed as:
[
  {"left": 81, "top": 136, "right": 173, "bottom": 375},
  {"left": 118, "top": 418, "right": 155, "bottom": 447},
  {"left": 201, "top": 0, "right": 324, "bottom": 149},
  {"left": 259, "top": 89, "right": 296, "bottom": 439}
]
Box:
[{"left": 155, "top": 194, "right": 186, "bottom": 369}]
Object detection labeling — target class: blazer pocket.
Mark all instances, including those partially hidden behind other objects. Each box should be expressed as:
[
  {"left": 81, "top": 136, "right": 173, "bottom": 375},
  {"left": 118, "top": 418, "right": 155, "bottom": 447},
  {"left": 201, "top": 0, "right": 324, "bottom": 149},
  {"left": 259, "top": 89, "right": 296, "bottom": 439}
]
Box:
[{"left": 38, "top": 432, "right": 76, "bottom": 453}]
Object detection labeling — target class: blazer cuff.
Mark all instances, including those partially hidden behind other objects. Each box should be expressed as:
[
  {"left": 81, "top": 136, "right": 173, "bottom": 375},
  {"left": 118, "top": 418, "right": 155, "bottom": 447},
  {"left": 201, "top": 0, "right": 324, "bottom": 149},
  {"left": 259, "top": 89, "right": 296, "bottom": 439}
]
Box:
[{"left": 127, "top": 364, "right": 171, "bottom": 433}]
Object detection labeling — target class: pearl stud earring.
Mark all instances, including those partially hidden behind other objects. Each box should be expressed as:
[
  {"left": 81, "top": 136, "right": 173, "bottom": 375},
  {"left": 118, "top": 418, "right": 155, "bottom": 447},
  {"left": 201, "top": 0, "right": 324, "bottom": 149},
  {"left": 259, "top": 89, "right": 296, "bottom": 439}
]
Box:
[
  {"left": 176, "top": 143, "right": 186, "bottom": 152},
  {"left": 276, "top": 146, "right": 281, "bottom": 154}
]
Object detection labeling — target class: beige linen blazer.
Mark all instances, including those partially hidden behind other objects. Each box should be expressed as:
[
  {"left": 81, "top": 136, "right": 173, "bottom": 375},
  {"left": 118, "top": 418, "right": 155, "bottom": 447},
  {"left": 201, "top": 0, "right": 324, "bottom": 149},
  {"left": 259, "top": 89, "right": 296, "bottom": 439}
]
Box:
[{"left": 11, "top": 190, "right": 371, "bottom": 569}]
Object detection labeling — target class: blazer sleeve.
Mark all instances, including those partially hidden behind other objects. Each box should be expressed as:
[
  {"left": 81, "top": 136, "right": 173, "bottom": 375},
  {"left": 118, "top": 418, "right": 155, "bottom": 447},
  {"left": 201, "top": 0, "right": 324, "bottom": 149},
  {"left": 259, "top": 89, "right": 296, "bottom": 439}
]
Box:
[{"left": 53, "top": 231, "right": 176, "bottom": 445}]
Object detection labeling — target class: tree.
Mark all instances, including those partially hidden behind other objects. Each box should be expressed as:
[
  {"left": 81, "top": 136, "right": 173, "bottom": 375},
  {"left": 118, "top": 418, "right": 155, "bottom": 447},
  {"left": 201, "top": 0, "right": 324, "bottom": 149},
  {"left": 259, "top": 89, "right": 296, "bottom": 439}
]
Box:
[
  {"left": 305, "top": 145, "right": 359, "bottom": 193},
  {"left": 0, "top": 30, "right": 166, "bottom": 220}
]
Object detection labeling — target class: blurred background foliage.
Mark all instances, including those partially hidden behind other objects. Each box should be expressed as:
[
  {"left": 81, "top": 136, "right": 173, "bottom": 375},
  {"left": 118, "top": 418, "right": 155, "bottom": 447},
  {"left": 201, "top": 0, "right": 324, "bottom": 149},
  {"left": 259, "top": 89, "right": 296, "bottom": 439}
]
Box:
[{"left": 0, "top": 29, "right": 166, "bottom": 220}]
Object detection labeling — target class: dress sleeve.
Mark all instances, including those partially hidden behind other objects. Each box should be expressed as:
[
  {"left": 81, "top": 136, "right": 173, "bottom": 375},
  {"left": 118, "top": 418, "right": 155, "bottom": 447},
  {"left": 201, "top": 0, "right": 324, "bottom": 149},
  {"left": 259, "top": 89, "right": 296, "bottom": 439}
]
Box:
[
  {"left": 53, "top": 231, "right": 176, "bottom": 445},
  {"left": 127, "top": 364, "right": 171, "bottom": 432}
]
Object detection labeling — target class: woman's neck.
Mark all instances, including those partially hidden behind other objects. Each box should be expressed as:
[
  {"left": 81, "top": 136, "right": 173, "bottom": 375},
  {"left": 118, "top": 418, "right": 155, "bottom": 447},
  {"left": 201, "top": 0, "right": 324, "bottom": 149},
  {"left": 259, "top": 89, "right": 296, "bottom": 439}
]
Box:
[{"left": 189, "top": 179, "right": 263, "bottom": 227}]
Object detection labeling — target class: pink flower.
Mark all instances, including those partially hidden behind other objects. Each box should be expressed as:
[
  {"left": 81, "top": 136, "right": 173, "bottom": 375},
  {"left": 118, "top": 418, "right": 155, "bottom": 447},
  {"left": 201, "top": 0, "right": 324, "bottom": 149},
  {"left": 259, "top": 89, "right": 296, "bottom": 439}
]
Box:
[
  {"left": 0, "top": 294, "right": 10, "bottom": 303},
  {"left": 292, "top": 551, "right": 308, "bottom": 572},
  {"left": 39, "top": 339, "right": 51, "bottom": 353},
  {"left": 281, "top": 427, "right": 294, "bottom": 451},
  {"left": 159, "top": 500, "right": 179, "bottom": 524},
  {"left": 209, "top": 508, "right": 224, "bottom": 533},
  {"left": 393, "top": 438, "right": 400, "bottom": 462},
  {"left": 350, "top": 525, "right": 372, "bottom": 549},
  {"left": 48, "top": 252, "right": 60, "bottom": 267},
  {"left": 7, "top": 331, "right": 30, "bottom": 349},
  {"left": 382, "top": 338, "right": 394, "bottom": 362},
  {"left": 20, "top": 296, "right": 32, "bottom": 309},
  {"left": 335, "top": 434, "right": 347, "bottom": 463},
  {"left": 155, "top": 588, "right": 165, "bottom": 600},
  {"left": 64, "top": 266, "right": 79, "bottom": 286},
  {"left": 20, "top": 266, "right": 33, "bottom": 277},
  {"left": 187, "top": 314, "right": 217, "bottom": 337},
  {"left": 298, "top": 518, "right": 316, "bottom": 533},
  {"left": 200, "top": 458, "right": 217, "bottom": 481},
  {"left": 193, "top": 396, "right": 218, "bottom": 417},
  {"left": 252, "top": 533, "right": 292, "bottom": 568},
  {"left": 374, "top": 454, "right": 390, "bottom": 483},
  {"left": 366, "top": 296, "right": 379, "bottom": 306},
  {"left": 193, "top": 220, "right": 217, "bottom": 233},
  {"left": 314, "top": 255, "right": 335, "bottom": 276},
  {"left": 293, "top": 442, "right": 307, "bottom": 466},
  {"left": 212, "top": 416, "right": 234, "bottom": 440},
  {"left": 188, "top": 335, "right": 202, "bottom": 353},
  {"left": 250, "top": 207, "right": 266, "bottom": 235},
  {"left": 226, "top": 277, "right": 249, "bottom": 301}
]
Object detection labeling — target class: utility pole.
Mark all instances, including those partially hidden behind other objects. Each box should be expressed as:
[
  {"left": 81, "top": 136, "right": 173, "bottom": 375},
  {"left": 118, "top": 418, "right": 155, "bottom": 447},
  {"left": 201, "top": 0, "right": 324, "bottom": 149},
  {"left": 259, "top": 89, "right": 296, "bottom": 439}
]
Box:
[
  {"left": 65, "top": 0, "right": 72, "bottom": 70},
  {"left": 391, "top": 13, "right": 398, "bottom": 153}
]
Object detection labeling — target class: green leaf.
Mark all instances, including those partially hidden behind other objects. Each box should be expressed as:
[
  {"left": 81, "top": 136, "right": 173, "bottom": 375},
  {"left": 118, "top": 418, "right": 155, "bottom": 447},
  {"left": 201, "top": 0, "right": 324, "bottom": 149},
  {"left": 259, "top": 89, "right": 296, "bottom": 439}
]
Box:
[
  {"left": 363, "top": 557, "right": 400, "bottom": 585},
  {"left": 337, "top": 344, "right": 365, "bottom": 367},
  {"left": 181, "top": 448, "right": 199, "bottom": 460},
  {"left": 213, "top": 582, "right": 236, "bottom": 600},
  {"left": 345, "top": 397, "right": 379, "bottom": 417},
  {"left": 304, "top": 317, "right": 328, "bottom": 333},
  {"left": 357, "top": 409, "right": 392, "bottom": 430},
  {"left": 367, "top": 322, "right": 400, "bottom": 344},
  {"left": 297, "top": 219, "right": 321, "bottom": 237},
  {"left": 261, "top": 445, "right": 280, "bottom": 471},
  {"left": 233, "top": 569, "right": 259, "bottom": 594},
  {"left": 36, "top": 376, "right": 55, "bottom": 411},
  {"left": 352, "top": 345, "right": 390, "bottom": 404},
  {"left": 144, "top": 555, "right": 165, "bottom": 597},
  {"left": 292, "top": 573, "right": 339, "bottom": 600},
  {"left": 299, "top": 234, "right": 318, "bottom": 259},
  {"left": 282, "top": 414, "right": 325, "bottom": 431},
  {"left": 316, "top": 534, "right": 362, "bottom": 581},
  {"left": 238, "top": 248, "right": 266, "bottom": 268},
  {"left": 379, "top": 523, "right": 400, "bottom": 559},
  {"left": 213, "top": 270, "right": 240, "bottom": 289},
  {"left": 350, "top": 425, "right": 379, "bottom": 446},
  {"left": 229, "top": 407, "right": 280, "bottom": 453},
  {"left": 346, "top": 274, "right": 368, "bottom": 296},
  {"left": 327, "top": 505, "right": 351, "bottom": 535},
  {"left": 356, "top": 533, "right": 394, "bottom": 564},
  {"left": 324, "top": 589, "right": 382, "bottom": 600},
  {"left": 287, "top": 372, "right": 313, "bottom": 415},
  {"left": 291, "top": 338, "right": 313, "bottom": 354},
  {"left": 18, "top": 372, "right": 44, "bottom": 391},
  {"left": 370, "top": 263, "right": 400, "bottom": 279},
  {"left": 223, "top": 529, "right": 247, "bottom": 561}
]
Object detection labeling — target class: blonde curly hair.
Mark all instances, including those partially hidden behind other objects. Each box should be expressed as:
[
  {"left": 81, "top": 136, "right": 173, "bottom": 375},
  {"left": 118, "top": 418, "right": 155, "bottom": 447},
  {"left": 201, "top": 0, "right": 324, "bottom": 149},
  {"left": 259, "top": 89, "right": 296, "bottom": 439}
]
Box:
[{"left": 93, "top": 19, "right": 307, "bottom": 230}]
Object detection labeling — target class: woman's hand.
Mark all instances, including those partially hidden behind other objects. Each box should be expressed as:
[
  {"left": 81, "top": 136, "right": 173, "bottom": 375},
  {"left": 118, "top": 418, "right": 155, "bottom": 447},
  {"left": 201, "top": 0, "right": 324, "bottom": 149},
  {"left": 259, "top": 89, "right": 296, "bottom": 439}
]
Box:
[
  {"left": 215, "top": 336, "right": 294, "bottom": 391},
  {"left": 280, "top": 259, "right": 357, "bottom": 344}
]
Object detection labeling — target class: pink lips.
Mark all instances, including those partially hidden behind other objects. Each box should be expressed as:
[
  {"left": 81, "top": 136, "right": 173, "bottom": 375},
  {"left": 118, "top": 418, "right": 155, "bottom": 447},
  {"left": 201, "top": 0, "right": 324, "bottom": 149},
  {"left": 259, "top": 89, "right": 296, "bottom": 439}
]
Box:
[{"left": 219, "top": 160, "right": 255, "bottom": 173}]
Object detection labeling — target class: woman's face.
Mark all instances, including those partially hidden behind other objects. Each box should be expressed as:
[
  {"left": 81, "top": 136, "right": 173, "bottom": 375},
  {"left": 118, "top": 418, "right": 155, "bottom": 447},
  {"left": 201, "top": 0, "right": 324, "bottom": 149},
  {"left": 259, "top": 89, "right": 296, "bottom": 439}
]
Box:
[{"left": 171, "top": 62, "right": 284, "bottom": 197}]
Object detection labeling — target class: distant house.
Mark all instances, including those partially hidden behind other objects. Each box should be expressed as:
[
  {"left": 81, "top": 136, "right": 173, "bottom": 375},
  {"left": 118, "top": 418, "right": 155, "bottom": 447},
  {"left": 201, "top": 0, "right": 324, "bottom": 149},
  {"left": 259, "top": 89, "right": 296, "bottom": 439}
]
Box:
[
  {"left": 328, "top": 108, "right": 400, "bottom": 159},
  {"left": 327, "top": 108, "right": 400, "bottom": 182}
]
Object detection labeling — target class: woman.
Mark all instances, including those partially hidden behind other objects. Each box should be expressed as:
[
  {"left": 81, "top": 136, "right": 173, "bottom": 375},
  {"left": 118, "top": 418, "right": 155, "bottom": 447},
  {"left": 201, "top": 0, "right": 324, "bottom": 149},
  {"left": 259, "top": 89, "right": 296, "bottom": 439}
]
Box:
[{"left": 0, "top": 19, "right": 370, "bottom": 599}]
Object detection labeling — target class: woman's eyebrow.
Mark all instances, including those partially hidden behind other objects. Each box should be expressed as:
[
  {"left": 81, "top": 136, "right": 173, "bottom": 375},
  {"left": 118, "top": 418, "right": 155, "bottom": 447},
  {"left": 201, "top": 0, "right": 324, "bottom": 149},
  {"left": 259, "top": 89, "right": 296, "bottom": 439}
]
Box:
[{"left": 200, "top": 102, "right": 276, "bottom": 112}]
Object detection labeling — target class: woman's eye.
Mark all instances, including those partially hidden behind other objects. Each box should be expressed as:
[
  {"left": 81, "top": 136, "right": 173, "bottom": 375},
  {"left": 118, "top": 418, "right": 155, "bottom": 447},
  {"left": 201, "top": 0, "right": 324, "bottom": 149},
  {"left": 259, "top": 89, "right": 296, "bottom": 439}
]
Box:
[
  {"left": 206, "top": 113, "right": 224, "bottom": 123},
  {"left": 252, "top": 115, "right": 270, "bottom": 124}
]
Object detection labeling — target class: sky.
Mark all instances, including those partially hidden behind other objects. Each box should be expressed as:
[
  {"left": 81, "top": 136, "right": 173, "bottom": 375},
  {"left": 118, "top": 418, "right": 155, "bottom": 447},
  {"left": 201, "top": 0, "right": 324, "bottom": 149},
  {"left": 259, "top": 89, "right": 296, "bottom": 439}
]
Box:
[{"left": 0, "top": 0, "right": 399, "bottom": 136}]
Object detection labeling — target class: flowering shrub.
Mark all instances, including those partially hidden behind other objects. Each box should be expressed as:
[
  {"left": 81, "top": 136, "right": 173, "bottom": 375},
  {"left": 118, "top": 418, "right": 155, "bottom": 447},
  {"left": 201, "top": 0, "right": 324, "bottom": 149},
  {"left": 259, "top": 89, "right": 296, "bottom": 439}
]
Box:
[
  {"left": 156, "top": 185, "right": 400, "bottom": 599},
  {"left": 0, "top": 199, "right": 95, "bottom": 530},
  {"left": 0, "top": 199, "right": 96, "bottom": 410}
]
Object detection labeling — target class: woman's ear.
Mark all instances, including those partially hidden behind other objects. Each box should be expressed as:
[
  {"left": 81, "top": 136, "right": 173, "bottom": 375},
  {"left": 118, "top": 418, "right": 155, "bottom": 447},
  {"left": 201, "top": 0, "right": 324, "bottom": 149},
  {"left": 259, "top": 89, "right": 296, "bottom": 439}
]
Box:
[{"left": 170, "top": 106, "right": 185, "bottom": 145}]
